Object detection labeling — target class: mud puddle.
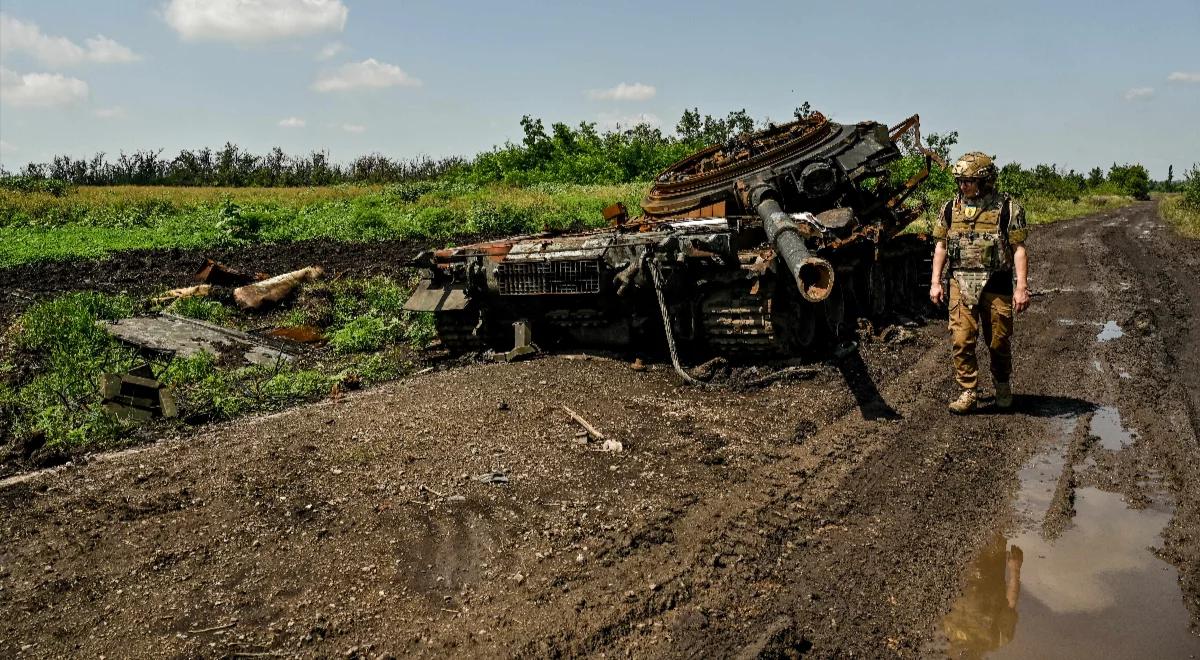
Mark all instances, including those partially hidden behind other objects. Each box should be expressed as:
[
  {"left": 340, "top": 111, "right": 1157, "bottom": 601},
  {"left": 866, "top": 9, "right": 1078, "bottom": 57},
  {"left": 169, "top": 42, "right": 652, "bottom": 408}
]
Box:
[
  {"left": 1097, "top": 321, "right": 1124, "bottom": 342},
  {"left": 929, "top": 414, "right": 1200, "bottom": 658},
  {"left": 1055, "top": 318, "right": 1125, "bottom": 342}
]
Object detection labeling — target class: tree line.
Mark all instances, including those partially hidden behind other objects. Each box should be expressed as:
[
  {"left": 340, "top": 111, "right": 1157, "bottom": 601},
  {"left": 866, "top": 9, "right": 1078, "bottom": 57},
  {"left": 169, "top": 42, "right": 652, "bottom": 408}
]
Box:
[{"left": 0, "top": 106, "right": 1172, "bottom": 201}]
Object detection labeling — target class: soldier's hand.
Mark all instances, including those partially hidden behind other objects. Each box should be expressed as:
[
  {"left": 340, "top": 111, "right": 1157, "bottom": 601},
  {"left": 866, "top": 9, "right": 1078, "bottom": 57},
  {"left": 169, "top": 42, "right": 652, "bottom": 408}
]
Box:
[
  {"left": 1013, "top": 285, "right": 1031, "bottom": 314},
  {"left": 929, "top": 282, "right": 944, "bottom": 306}
]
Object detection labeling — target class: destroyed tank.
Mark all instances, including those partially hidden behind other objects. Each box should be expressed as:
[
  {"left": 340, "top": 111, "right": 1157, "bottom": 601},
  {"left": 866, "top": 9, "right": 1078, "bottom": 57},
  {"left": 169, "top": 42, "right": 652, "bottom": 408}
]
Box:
[{"left": 405, "top": 112, "right": 940, "bottom": 368}]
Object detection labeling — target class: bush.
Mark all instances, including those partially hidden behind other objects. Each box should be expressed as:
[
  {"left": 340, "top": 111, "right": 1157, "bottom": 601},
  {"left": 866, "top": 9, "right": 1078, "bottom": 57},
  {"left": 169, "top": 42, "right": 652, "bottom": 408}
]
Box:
[{"left": 1180, "top": 165, "right": 1200, "bottom": 210}]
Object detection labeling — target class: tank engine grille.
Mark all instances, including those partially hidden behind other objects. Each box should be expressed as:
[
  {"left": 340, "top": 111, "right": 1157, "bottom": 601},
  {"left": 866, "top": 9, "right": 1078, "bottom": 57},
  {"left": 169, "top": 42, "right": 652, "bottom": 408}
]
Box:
[{"left": 497, "top": 260, "right": 601, "bottom": 295}]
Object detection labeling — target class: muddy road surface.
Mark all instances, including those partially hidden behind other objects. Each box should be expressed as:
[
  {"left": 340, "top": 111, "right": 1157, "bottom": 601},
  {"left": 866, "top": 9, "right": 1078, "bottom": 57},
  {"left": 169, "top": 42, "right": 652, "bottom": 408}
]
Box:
[{"left": 2, "top": 201, "right": 1199, "bottom": 658}]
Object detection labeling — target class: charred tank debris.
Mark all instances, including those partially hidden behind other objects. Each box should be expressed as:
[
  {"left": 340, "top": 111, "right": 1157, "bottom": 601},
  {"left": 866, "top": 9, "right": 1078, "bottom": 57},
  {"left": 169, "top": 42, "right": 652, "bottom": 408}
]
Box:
[{"left": 405, "top": 112, "right": 944, "bottom": 371}]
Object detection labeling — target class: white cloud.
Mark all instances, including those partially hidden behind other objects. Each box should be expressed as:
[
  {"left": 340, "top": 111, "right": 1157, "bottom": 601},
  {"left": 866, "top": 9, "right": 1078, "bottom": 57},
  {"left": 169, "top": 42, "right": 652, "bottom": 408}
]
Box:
[
  {"left": 164, "top": 0, "right": 348, "bottom": 43},
  {"left": 1, "top": 67, "right": 89, "bottom": 107},
  {"left": 1123, "top": 87, "right": 1154, "bottom": 101},
  {"left": 0, "top": 13, "right": 139, "bottom": 66},
  {"left": 82, "top": 36, "right": 140, "bottom": 64},
  {"left": 316, "top": 41, "right": 343, "bottom": 60},
  {"left": 1167, "top": 71, "right": 1200, "bottom": 83},
  {"left": 312, "top": 58, "right": 420, "bottom": 92},
  {"left": 597, "top": 112, "right": 662, "bottom": 131},
  {"left": 587, "top": 82, "right": 656, "bottom": 101},
  {"left": 94, "top": 105, "right": 127, "bottom": 119},
  {"left": 341, "top": 123, "right": 366, "bottom": 133},
  {"left": 278, "top": 116, "right": 306, "bottom": 128}
]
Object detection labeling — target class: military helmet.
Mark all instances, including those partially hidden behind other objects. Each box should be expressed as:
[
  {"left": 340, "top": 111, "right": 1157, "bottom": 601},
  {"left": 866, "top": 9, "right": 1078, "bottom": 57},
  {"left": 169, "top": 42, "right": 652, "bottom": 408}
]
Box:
[{"left": 952, "top": 151, "right": 997, "bottom": 182}]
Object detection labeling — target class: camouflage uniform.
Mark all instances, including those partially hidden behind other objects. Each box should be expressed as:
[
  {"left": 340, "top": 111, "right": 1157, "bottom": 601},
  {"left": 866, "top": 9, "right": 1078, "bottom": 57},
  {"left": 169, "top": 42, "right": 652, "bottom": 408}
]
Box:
[{"left": 934, "top": 189, "right": 1028, "bottom": 392}]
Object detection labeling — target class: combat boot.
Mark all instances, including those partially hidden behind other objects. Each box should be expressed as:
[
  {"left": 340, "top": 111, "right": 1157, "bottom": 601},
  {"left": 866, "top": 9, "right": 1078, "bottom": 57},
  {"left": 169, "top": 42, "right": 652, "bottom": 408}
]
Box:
[
  {"left": 948, "top": 389, "right": 977, "bottom": 414},
  {"left": 995, "top": 382, "right": 1013, "bottom": 409}
]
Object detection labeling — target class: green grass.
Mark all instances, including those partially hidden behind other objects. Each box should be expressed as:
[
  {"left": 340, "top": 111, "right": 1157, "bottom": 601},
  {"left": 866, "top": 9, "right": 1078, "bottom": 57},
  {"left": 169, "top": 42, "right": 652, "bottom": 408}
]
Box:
[
  {"left": 4, "top": 292, "right": 140, "bottom": 450},
  {"left": 0, "top": 182, "right": 648, "bottom": 268},
  {"left": 1160, "top": 194, "right": 1200, "bottom": 238},
  {"left": 166, "top": 296, "right": 232, "bottom": 324}
]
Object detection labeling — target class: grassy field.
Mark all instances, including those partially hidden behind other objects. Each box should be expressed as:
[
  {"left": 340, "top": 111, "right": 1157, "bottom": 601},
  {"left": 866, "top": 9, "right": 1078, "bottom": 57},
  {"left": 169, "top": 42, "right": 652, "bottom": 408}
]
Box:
[
  {"left": 1159, "top": 193, "right": 1200, "bottom": 238},
  {"left": 0, "top": 182, "right": 648, "bottom": 268},
  {"left": 2, "top": 184, "right": 1138, "bottom": 268}
]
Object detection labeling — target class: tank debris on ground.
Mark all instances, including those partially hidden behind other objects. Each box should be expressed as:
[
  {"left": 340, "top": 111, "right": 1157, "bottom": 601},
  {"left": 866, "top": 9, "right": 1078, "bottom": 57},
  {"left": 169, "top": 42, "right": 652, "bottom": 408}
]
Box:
[
  {"left": 103, "top": 314, "right": 294, "bottom": 366},
  {"left": 406, "top": 112, "right": 942, "bottom": 367}
]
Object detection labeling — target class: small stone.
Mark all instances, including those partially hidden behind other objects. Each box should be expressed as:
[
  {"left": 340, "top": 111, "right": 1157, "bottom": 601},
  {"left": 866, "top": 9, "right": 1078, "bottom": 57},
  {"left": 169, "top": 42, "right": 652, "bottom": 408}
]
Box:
[{"left": 331, "top": 468, "right": 343, "bottom": 476}]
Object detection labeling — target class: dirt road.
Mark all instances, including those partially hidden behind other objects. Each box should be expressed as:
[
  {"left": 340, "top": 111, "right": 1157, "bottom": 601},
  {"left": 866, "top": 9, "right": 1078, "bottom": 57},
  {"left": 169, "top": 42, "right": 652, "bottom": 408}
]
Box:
[{"left": 2, "top": 201, "right": 1198, "bottom": 658}]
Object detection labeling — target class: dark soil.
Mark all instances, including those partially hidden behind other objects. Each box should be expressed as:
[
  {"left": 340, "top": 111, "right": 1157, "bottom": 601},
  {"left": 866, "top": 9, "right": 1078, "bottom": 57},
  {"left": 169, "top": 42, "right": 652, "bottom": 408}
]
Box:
[{"left": 1, "top": 202, "right": 1197, "bottom": 657}]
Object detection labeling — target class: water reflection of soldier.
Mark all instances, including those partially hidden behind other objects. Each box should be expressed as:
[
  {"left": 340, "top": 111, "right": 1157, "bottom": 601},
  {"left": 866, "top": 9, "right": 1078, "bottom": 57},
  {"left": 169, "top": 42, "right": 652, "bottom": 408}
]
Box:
[{"left": 942, "top": 533, "right": 1024, "bottom": 659}]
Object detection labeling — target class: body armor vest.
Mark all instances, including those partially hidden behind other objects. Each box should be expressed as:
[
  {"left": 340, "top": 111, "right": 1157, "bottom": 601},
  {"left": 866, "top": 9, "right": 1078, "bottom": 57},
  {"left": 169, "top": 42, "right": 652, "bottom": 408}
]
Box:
[{"left": 945, "top": 194, "right": 1011, "bottom": 307}]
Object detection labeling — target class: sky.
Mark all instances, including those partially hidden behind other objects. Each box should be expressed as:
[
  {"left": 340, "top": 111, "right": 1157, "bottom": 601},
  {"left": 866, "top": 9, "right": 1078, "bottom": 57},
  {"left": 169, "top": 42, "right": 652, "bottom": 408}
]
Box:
[{"left": 0, "top": 0, "right": 1197, "bottom": 179}]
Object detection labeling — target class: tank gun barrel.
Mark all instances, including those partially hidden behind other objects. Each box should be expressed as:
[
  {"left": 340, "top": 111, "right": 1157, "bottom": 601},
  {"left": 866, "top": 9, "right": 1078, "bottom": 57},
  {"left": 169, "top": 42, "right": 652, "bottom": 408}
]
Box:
[{"left": 751, "top": 186, "right": 835, "bottom": 303}]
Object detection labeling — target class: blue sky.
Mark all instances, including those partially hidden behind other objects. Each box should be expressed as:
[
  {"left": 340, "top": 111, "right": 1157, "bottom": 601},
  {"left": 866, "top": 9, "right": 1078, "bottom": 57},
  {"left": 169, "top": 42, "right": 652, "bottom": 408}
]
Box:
[{"left": 1, "top": 0, "right": 1197, "bottom": 178}]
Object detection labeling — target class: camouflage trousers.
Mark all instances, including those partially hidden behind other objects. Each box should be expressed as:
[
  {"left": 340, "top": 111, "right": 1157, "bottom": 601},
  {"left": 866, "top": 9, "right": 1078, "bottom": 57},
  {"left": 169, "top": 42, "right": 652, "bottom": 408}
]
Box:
[{"left": 949, "top": 278, "right": 1013, "bottom": 390}]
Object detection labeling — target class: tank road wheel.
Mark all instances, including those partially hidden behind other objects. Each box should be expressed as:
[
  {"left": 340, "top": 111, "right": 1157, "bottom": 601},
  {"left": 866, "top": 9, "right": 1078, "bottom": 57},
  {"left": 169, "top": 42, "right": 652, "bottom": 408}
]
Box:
[{"left": 433, "top": 310, "right": 488, "bottom": 354}]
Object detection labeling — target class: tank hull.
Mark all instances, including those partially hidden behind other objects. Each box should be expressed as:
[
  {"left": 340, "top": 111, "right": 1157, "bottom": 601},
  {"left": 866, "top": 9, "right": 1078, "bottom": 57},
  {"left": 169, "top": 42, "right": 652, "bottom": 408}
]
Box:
[{"left": 406, "top": 112, "right": 939, "bottom": 359}]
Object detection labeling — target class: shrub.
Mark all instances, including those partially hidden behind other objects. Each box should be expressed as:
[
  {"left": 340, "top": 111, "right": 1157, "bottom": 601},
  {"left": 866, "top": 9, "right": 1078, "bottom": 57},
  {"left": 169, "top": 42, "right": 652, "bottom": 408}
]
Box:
[{"left": 329, "top": 315, "right": 398, "bottom": 354}]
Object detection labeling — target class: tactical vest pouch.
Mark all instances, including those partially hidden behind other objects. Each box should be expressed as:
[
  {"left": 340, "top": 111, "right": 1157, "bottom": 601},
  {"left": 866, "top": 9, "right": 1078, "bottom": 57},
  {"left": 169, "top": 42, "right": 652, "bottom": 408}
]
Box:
[
  {"left": 953, "top": 269, "right": 992, "bottom": 307},
  {"left": 950, "top": 233, "right": 1002, "bottom": 270}
]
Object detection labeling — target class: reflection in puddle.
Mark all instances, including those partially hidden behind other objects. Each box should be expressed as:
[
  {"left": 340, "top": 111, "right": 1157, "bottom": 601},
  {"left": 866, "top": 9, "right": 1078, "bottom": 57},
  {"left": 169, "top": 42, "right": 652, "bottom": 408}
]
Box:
[
  {"left": 1096, "top": 321, "right": 1124, "bottom": 342},
  {"left": 1090, "top": 406, "right": 1135, "bottom": 450},
  {"left": 935, "top": 415, "right": 1200, "bottom": 659}
]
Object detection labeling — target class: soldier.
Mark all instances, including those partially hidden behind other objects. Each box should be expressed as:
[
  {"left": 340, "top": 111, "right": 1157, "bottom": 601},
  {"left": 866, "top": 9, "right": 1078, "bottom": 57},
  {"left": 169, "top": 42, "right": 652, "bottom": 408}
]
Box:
[{"left": 929, "top": 152, "right": 1030, "bottom": 414}]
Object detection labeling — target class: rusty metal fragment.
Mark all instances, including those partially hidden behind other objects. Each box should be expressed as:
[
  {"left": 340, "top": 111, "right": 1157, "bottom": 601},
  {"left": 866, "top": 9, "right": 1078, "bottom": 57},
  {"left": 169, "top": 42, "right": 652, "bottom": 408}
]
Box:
[
  {"left": 194, "top": 259, "right": 258, "bottom": 286},
  {"left": 233, "top": 266, "right": 324, "bottom": 311},
  {"left": 99, "top": 365, "right": 177, "bottom": 420}
]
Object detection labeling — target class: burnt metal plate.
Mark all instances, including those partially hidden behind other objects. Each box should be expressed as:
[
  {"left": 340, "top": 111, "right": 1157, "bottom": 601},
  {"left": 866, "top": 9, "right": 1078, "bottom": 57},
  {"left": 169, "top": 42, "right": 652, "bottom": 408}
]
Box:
[{"left": 404, "top": 279, "right": 469, "bottom": 312}]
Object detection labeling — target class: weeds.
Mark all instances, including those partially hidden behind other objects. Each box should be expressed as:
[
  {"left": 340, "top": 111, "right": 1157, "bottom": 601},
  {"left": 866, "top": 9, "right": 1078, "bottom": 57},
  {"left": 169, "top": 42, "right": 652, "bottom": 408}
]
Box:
[
  {"left": 7, "top": 292, "right": 139, "bottom": 451},
  {"left": 167, "top": 296, "right": 231, "bottom": 324},
  {"left": 1160, "top": 194, "right": 1200, "bottom": 238}
]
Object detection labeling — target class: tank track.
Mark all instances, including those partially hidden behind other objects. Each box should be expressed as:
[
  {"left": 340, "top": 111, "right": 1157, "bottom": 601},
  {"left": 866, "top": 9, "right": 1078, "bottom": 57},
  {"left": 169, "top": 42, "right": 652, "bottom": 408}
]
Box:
[
  {"left": 700, "top": 284, "right": 781, "bottom": 358},
  {"left": 700, "top": 272, "right": 825, "bottom": 359}
]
